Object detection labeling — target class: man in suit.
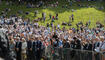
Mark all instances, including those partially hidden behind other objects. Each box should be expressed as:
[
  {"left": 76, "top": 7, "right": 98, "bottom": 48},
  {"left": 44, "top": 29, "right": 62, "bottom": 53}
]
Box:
[
  {"left": 63, "top": 39, "right": 70, "bottom": 48},
  {"left": 86, "top": 40, "right": 93, "bottom": 60},
  {"left": 73, "top": 37, "right": 81, "bottom": 60},
  {"left": 62, "top": 39, "right": 70, "bottom": 60},
  {"left": 33, "top": 38, "right": 37, "bottom": 60},
  {"left": 27, "top": 38, "right": 34, "bottom": 60},
  {"left": 36, "top": 37, "right": 42, "bottom": 60},
  {"left": 15, "top": 37, "right": 22, "bottom": 60},
  {"left": 0, "top": 27, "right": 13, "bottom": 60},
  {"left": 75, "top": 39, "right": 81, "bottom": 49},
  {"left": 87, "top": 41, "right": 92, "bottom": 51}
]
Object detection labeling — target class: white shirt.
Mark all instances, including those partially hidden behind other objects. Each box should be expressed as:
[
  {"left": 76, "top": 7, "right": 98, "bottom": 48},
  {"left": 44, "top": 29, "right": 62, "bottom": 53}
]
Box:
[
  {"left": 95, "top": 41, "right": 102, "bottom": 52},
  {"left": 101, "top": 41, "right": 105, "bottom": 50}
]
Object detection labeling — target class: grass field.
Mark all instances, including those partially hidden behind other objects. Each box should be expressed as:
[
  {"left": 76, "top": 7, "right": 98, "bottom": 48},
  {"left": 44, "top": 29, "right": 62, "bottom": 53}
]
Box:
[{"left": 0, "top": 1, "right": 105, "bottom": 29}]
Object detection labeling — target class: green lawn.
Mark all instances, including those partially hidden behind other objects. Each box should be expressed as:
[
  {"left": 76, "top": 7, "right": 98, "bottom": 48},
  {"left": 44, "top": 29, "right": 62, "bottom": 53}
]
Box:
[{"left": 0, "top": 1, "right": 105, "bottom": 29}]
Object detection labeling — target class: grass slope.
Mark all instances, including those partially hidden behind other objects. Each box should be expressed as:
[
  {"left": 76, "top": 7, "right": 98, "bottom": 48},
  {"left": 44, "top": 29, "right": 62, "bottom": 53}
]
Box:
[{"left": 0, "top": 1, "right": 105, "bottom": 29}]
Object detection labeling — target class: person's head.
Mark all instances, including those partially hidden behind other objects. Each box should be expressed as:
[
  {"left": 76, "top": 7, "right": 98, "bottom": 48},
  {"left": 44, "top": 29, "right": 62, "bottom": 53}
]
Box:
[
  {"left": 13, "top": 37, "right": 17, "bottom": 40},
  {"left": 16, "top": 37, "right": 20, "bottom": 41},
  {"left": 22, "top": 38, "right": 25, "bottom": 42},
  {"left": 73, "top": 37, "right": 77, "bottom": 41},
  {"left": 100, "top": 36, "right": 104, "bottom": 42},
  {"left": 36, "top": 37, "right": 38, "bottom": 40},
  {"left": 63, "top": 39, "right": 66, "bottom": 43}
]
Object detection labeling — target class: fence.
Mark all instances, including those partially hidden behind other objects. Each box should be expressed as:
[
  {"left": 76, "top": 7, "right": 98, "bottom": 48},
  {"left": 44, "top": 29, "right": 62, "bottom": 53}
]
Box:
[
  {"left": 43, "top": 47, "right": 105, "bottom": 60},
  {"left": 0, "top": 47, "right": 105, "bottom": 60}
]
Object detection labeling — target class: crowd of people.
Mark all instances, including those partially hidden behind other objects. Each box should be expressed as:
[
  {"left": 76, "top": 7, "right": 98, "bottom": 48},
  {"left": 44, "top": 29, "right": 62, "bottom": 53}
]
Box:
[
  {"left": 0, "top": 0, "right": 105, "bottom": 60},
  {"left": 0, "top": 12, "right": 105, "bottom": 60}
]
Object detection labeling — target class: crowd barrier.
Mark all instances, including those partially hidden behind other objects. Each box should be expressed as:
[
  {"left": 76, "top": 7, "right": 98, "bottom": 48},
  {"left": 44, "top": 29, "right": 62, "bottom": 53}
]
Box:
[
  {"left": 0, "top": 47, "right": 105, "bottom": 60},
  {"left": 43, "top": 47, "right": 105, "bottom": 60}
]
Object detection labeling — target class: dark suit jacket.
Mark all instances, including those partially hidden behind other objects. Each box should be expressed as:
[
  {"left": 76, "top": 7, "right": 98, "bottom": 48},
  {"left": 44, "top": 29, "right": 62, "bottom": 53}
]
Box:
[
  {"left": 75, "top": 40, "right": 81, "bottom": 49},
  {"left": 27, "top": 40, "right": 32, "bottom": 51},
  {"left": 70, "top": 41, "right": 75, "bottom": 49},
  {"left": 63, "top": 42, "right": 70, "bottom": 48},
  {"left": 36, "top": 40, "right": 42, "bottom": 51},
  {"left": 83, "top": 44, "right": 87, "bottom": 50},
  {"left": 87, "top": 43, "right": 93, "bottom": 51},
  {"left": 15, "top": 41, "right": 22, "bottom": 53},
  {"left": 33, "top": 41, "right": 37, "bottom": 52}
]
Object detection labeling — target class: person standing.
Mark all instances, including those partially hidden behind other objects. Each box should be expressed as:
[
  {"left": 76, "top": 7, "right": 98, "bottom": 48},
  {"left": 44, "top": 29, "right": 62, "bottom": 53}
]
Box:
[
  {"left": 52, "top": 16, "right": 55, "bottom": 22},
  {"left": 33, "top": 38, "right": 37, "bottom": 60},
  {"left": 94, "top": 38, "right": 102, "bottom": 60},
  {"left": 63, "top": 39, "right": 70, "bottom": 60},
  {"left": 21, "top": 38, "right": 27, "bottom": 60},
  {"left": 69, "top": 0, "right": 72, "bottom": 6},
  {"left": 69, "top": 16, "right": 72, "bottom": 23},
  {"left": 42, "top": 12, "right": 46, "bottom": 22},
  {"left": 86, "top": 41, "right": 93, "bottom": 60},
  {"left": 71, "top": 14, "right": 74, "bottom": 22},
  {"left": 27, "top": 38, "right": 34, "bottom": 60},
  {"left": 34, "top": 10, "right": 38, "bottom": 17},
  {"left": 15, "top": 37, "right": 22, "bottom": 60},
  {"left": 36, "top": 38, "right": 42, "bottom": 60},
  {"left": 43, "top": 17, "right": 46, "bottom": 22},
  {"left": 49, "top": 13, "right": 52, "bottom": 19},
  {"left": 100, "top": 36, "right": 105, "bottom": 51},
  {"left": 88, "top": 20, "right": 91, "bottom": 26},
  {"left": 42, "top": 12, "right": 44, "bottom": 18},
  {"left": 57, "top": 24, "right": 60, "bottom": 29},
  {"left": 63, "top": 39, "right": 70, "bottom": 48},
  {"left": 56, "top": 13, "right": 58, "bottom": 20},
  {"left": 100, "top": 36, "right": 105, "bottom": 60},
  {"left": 9, "top": 39, "right": 16, "bottom": 60}
]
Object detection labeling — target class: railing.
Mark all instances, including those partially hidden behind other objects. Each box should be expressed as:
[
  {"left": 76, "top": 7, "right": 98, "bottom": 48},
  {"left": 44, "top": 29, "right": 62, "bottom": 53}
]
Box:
[
  {"left": 43, "top": 47, "right": 105, "bottom": 60},
  {"left": 0, "top": 47, "right": 105, "bottom": 60}
]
